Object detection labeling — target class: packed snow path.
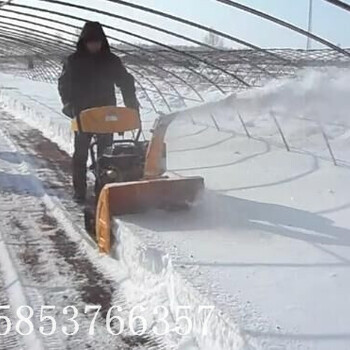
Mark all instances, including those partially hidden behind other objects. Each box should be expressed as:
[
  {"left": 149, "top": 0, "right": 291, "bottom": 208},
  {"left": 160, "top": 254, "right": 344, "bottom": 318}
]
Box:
[{"left": 0, "top": 108, "right": 162, "bottom": 350}]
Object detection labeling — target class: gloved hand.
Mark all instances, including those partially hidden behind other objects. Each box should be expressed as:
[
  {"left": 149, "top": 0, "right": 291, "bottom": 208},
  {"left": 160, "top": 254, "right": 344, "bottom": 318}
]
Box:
[
  {"left": 127, "top": 101, "right": 140, "bottom": 117},
  {"left": 62, "top": 103, "right": 75, "bottom": 119}
]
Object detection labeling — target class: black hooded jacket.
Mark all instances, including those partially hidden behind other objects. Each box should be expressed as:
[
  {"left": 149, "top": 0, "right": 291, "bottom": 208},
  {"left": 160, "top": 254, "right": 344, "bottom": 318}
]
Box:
[{"left": 58, "top": 22, "right": 138, "bottom": 117}]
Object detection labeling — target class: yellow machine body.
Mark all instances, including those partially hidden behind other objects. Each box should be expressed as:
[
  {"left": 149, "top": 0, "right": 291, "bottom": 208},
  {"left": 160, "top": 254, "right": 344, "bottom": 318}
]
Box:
[
  {"left": 71, "top": 106, "right": 141, "bottom": 134},
  {"left": 72, "top": 106, "right": 204, "bottom": 254}
]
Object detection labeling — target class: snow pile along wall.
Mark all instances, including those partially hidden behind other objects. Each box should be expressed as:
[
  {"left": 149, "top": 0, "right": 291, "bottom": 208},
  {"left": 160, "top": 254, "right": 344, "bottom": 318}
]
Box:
[
  {"left": 172, "top": 68, "right": 350, "bottom": 127},
  {"left": 0, "top": 73, "right": 73, "bottom": 154},
  {"left": 235, "top": 68, "right": 350, "bottom": 123}
]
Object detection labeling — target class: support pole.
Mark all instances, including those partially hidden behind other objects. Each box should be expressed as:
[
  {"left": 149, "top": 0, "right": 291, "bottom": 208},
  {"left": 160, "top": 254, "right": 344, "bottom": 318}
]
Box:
[
  {"left": 237, "top": 112, "right": 251, "bottom": 138},
  {"left": 319, "top": 123, "right": 337, "bottom": 166},
  {"left": 307, "top": 0, "right": 313, "bottom": 50},
  {"left": 270, "top": 111, "right": 290, "bottom": 151},
  {"left": 211, "top": 113, "right": 220, "bottom": 131}
]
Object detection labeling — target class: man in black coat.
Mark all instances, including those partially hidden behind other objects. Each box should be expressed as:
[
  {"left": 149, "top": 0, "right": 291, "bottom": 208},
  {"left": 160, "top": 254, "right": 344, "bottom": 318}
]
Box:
[{"left": 58, "top": 21, "right": 139, "bottom": 202}]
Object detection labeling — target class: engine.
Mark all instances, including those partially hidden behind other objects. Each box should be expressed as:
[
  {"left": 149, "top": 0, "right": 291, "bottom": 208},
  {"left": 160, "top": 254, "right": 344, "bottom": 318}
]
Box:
[{"left": 97, "top": 142, "right": 148, "bottom": 191}]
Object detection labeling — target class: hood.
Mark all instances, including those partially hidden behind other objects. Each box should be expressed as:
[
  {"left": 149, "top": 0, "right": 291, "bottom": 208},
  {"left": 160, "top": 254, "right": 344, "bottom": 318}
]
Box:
[{"left": 76, "top": 21, "right": 110, "bottom": 53}]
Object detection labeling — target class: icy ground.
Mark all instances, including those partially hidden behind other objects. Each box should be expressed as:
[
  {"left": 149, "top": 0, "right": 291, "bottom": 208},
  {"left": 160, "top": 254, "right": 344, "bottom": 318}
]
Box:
[{"left": 1, "top": 69, "right": 350, "bottom": 350}]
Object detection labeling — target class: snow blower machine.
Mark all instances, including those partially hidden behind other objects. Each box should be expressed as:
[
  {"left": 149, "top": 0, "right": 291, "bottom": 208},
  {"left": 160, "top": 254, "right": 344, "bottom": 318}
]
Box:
[{"left": 71, "top": 106, "right": 204, "bottom": 254}]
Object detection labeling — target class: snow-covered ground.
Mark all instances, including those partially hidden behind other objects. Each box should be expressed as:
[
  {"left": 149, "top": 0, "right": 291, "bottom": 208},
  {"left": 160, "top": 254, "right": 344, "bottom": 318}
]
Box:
[{"left": 1, "top": 69, "right": 350, "bottom": 350}]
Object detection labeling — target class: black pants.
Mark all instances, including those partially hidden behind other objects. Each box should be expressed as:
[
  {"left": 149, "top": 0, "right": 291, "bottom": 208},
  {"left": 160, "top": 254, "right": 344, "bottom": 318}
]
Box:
[{"left": 73, "top": 132, "right": 113, "bottom": 196}]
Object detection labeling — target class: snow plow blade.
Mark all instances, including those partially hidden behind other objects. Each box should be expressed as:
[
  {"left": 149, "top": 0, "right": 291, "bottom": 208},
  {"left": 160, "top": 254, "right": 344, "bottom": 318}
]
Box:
[{"left": 96, "top": 176, "right": 204, "bottom": 254}]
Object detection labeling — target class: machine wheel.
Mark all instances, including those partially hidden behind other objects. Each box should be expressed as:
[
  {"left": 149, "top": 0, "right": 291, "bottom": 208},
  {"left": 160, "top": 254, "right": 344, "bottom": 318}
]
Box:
[
  {"left": 163, "top": 202, "right": 191, "bottom": 212},
  {"left": 84, "top": 206, "right": 96, "bottom": 240},
  {"left": 94, "top": 178, "right": 103, "bottom": 199}
]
